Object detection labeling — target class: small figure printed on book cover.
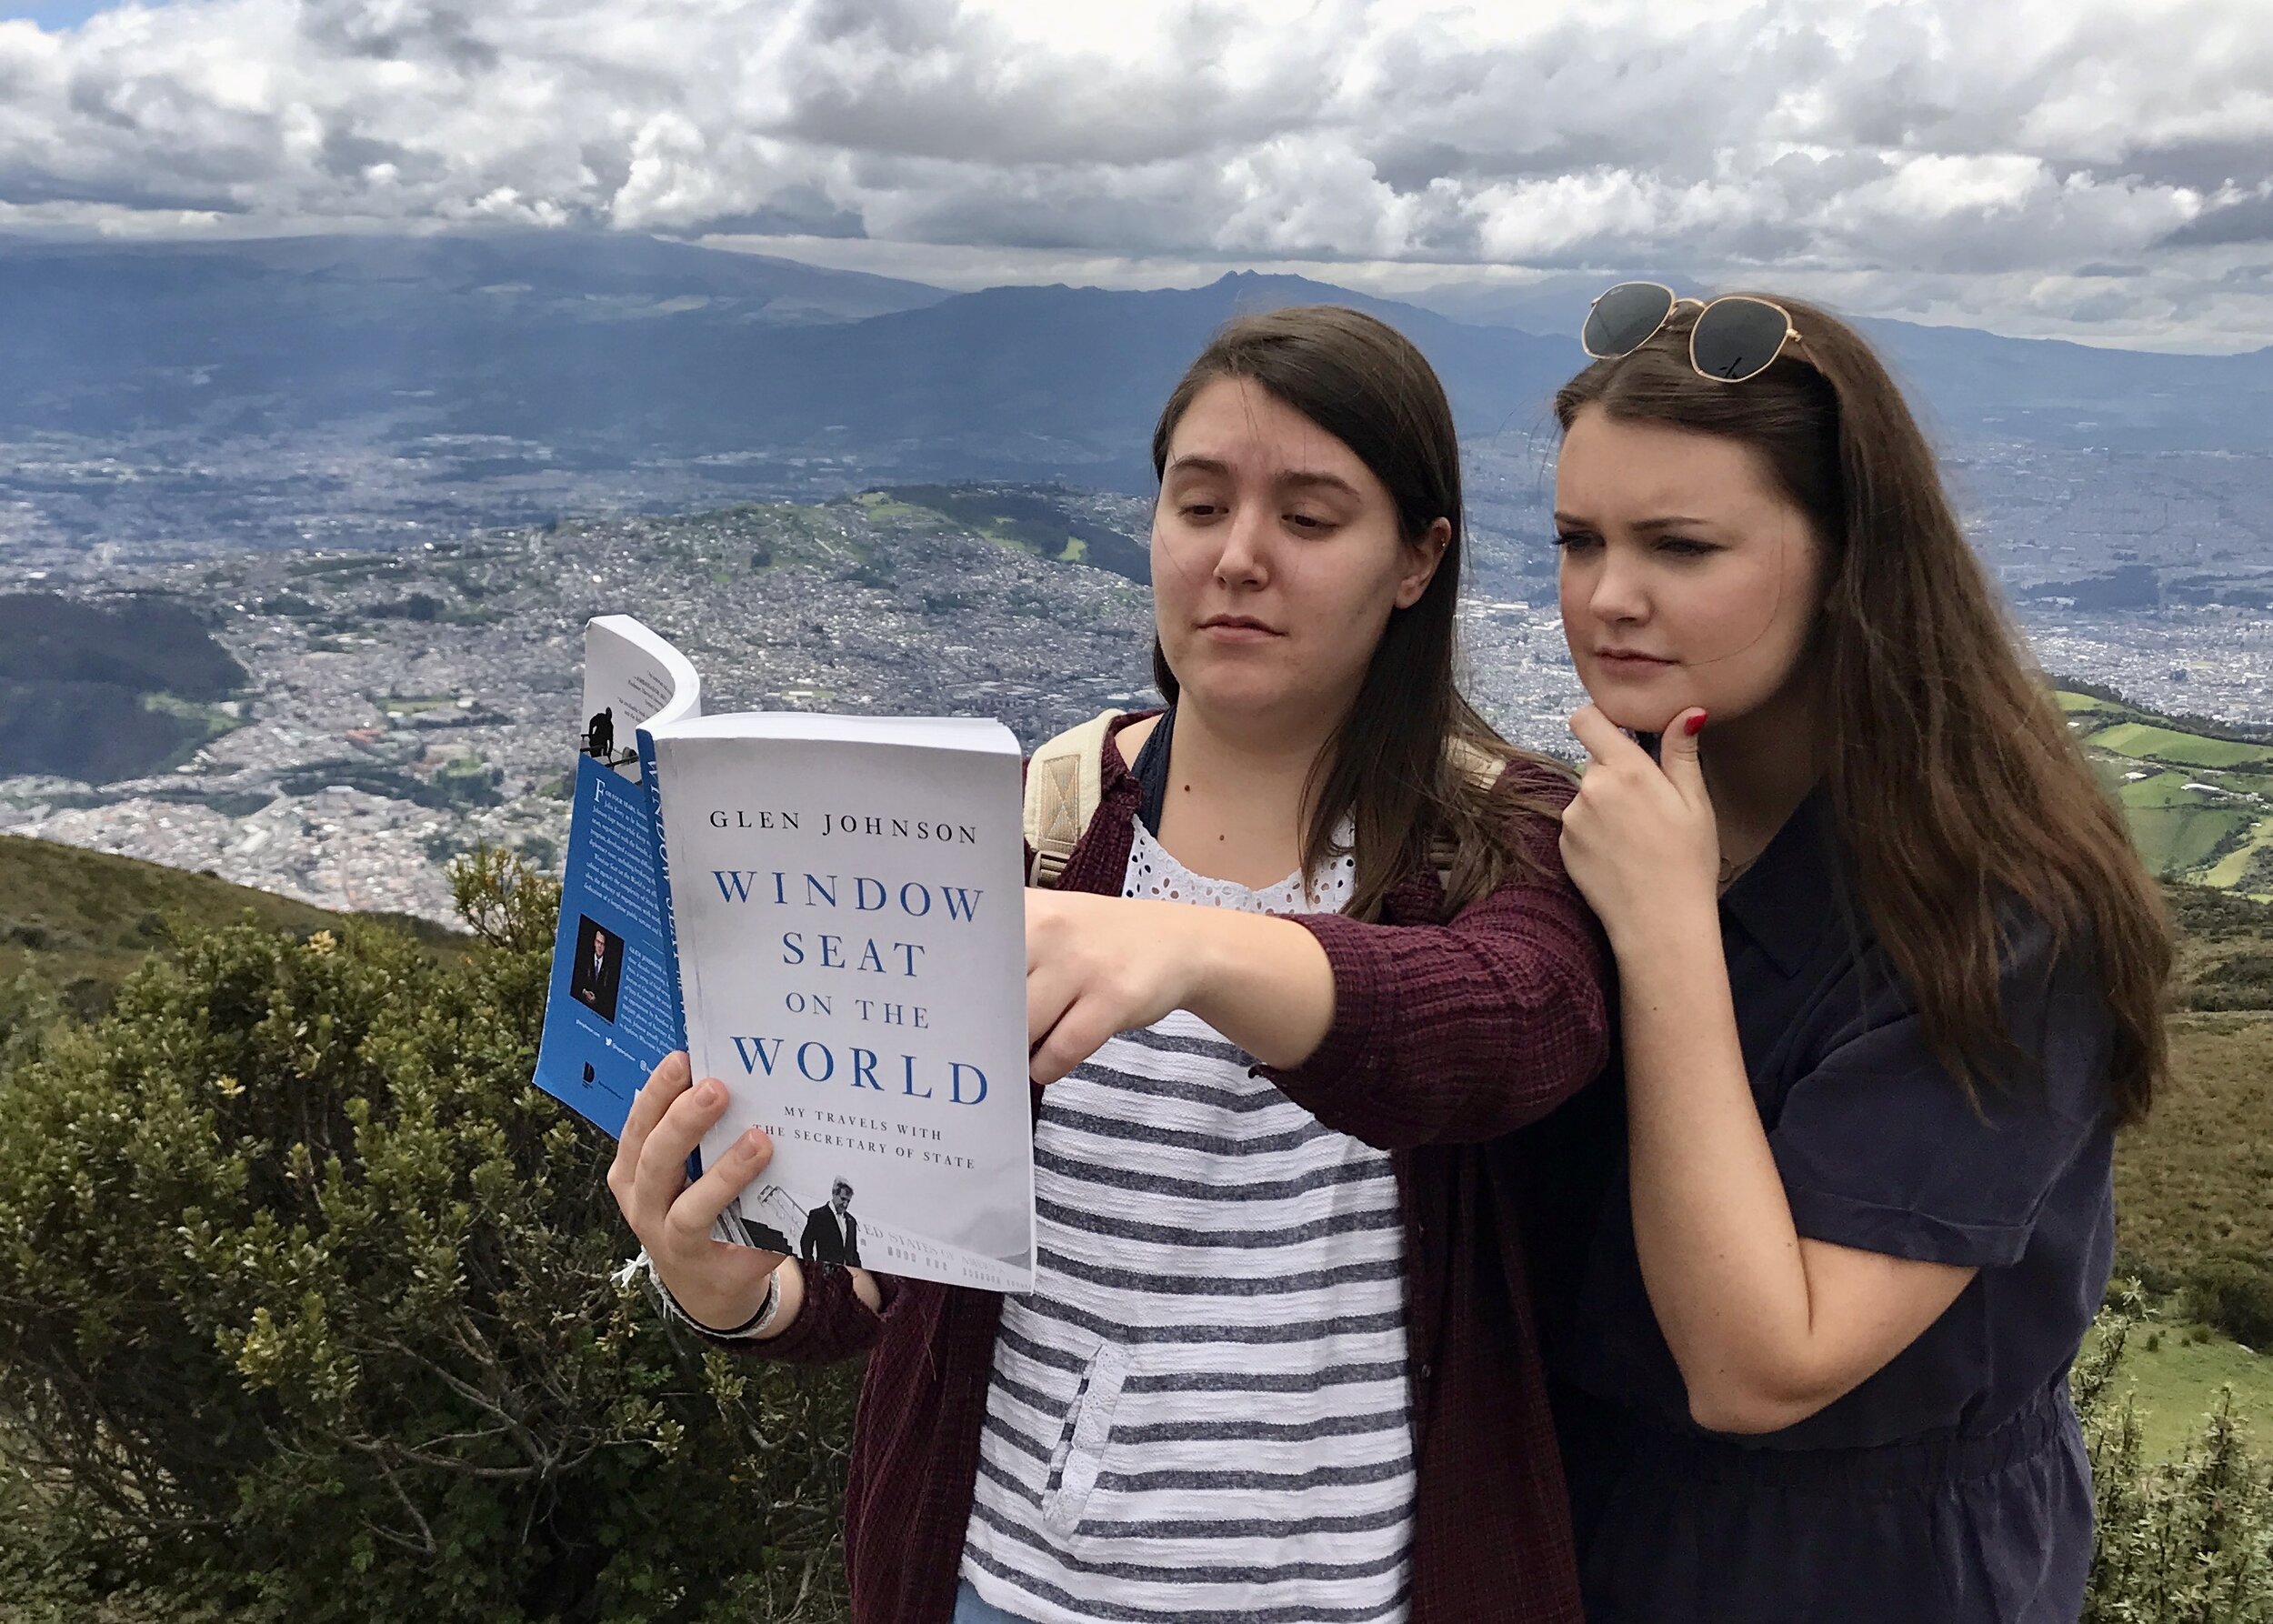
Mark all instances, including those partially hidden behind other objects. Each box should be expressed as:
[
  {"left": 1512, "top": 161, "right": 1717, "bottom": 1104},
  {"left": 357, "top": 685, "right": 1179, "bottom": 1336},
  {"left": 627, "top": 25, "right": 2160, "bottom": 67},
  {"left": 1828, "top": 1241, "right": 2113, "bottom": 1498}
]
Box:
[{"left": 801, "top": 1177, "right": 862, "bottom": 1268}]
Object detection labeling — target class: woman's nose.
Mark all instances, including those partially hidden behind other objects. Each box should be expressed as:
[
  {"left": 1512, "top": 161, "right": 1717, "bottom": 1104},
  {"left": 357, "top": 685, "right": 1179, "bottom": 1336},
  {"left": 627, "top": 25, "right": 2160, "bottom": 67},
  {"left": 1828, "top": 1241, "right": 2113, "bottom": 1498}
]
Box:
[
  {"left": 1213, "top": 504, "right": 1272, "bottom": 586},
  {"left": 1586, "top": 554, "right": 1648, "bottom": 623}
]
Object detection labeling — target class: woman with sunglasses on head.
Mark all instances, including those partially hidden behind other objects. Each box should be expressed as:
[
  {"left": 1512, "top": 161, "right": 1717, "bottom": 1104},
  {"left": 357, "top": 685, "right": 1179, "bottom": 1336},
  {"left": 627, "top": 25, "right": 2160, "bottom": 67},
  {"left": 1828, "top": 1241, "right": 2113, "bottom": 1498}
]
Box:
[
  {"left": 1538, "top": 286, "right": 2170, "bottom": 1623},
  {"left": 609, "top": 306, "right": 1612, "bottom": 1624}
]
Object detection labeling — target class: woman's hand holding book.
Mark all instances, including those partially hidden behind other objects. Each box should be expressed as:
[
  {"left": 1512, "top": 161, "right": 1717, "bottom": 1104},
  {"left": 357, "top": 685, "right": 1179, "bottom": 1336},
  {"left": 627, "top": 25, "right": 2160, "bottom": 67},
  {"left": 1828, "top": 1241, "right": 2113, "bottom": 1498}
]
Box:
[{"left": 607, "top": 1051, "right": 880, "bottom": 1337}]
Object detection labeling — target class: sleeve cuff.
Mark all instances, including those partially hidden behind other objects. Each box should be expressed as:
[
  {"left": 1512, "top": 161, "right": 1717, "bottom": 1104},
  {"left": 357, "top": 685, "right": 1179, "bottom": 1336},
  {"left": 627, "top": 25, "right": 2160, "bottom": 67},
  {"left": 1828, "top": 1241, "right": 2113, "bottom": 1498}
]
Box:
[
  {"left": 1786, "top": 1185, "right": 2032, "bottom": 1269},
  {"left": 639, "top": 1251, "right": 894, "bottom": 1363},
  {"left": 1254, "top": 912, "right": 1391, "bottom": 1120}
]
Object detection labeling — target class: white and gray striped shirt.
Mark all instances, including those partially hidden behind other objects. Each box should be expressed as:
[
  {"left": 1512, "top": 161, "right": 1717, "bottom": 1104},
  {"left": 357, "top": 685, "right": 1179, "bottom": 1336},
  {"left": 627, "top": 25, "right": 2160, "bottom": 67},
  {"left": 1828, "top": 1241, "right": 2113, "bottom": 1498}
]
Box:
[{"left": 960, "top": 819, "right": 1414, "bottom": 1624}]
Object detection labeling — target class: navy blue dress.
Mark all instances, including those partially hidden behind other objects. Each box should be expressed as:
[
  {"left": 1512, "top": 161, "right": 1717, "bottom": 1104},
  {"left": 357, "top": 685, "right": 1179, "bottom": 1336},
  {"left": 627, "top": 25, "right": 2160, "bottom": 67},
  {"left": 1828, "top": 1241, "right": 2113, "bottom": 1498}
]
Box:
[{"left": 1545, "top": 793, "right": 2117, "bottom": 1624}]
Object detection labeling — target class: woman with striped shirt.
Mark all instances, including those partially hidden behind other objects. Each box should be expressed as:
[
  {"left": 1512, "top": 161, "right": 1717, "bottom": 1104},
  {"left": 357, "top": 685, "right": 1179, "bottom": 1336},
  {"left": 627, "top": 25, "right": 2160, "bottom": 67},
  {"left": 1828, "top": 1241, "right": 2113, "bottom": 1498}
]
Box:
[{"left": 607, "top": 306, "right": 1610, "bottom": 1624}]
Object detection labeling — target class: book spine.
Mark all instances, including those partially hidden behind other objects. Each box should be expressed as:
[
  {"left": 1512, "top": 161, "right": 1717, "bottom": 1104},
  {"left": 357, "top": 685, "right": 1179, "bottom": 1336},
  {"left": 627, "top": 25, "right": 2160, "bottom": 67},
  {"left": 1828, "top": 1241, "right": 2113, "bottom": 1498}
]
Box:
[
  {"left": 635, "top": 726, "right": 690, "bottom": 1052},
  {"left": 636, "top": 726, "right": 702, "bottom": 1182}
]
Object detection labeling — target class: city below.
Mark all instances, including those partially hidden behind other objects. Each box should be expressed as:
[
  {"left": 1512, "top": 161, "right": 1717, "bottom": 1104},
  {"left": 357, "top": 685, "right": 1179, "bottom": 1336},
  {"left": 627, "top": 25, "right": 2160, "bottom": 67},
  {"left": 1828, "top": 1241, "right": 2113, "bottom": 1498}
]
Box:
[{"left": 7, "top": 457, "right": 2269, "bottom": 926}]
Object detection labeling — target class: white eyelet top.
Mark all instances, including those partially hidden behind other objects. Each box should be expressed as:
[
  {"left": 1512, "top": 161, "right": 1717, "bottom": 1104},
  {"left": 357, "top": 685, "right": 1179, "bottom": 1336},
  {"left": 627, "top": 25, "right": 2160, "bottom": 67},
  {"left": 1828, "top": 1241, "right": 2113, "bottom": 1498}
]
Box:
[{"left": 1120, "top": 817, "right": 1357, "bottom": 913}]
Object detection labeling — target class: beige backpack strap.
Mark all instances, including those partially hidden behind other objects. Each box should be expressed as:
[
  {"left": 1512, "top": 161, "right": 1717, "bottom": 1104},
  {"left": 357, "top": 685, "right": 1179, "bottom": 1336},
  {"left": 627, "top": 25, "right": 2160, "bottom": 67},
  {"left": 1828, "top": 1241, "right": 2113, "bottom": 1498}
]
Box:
[
  {"left": 1023, "top": 708, "right": 1122, "bottom": 887},
  {"left": 1429, "top": 736, "right": 1513, "bottom": 885},
  {"left": 1445, "top": 735, "right": 1503, "bottom": 791}
]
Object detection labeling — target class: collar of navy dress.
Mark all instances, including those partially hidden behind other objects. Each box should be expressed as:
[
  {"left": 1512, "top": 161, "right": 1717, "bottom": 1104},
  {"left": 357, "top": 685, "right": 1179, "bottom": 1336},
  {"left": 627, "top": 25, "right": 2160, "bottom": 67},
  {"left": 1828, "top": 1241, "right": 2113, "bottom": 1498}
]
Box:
[{"left": 1713, "top": 786, "right": 1843, "bottom": 981}]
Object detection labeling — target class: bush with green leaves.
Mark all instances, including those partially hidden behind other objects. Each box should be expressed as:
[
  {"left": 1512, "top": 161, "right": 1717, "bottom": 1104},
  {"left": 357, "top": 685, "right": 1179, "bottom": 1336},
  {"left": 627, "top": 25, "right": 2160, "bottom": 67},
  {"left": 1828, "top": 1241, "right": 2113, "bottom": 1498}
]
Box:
[
  {"left": 2186, "top": 1257, "right": 2273, "bottom": 1352},
  {"left": 0, "top": 849, "right": 855, "bottom": 1623},
  {"left": 2081, "top": 1289, "right": 2273, "bottom": 1621}
]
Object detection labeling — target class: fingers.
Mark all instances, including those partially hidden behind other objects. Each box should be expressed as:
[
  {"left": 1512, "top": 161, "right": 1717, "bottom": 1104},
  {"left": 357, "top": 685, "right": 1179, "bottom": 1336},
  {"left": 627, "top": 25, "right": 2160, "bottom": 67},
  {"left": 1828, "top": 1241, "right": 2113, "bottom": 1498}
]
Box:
[
  {"left": 1567, "top": 703, "right": 1643, "bottom": 766},
  {"left": 630, "top": 1074, "right": 733, "bottom": 1230},
  {"left": 609, "top": 1051, "right": 690, "bottom": 1209},
  {"left": 664, "top": 1126, "right": 780, "bottom": 1255},
  {"left": 1657, "top": 707, "right": 1712, "bottom": 804},
  {"left": 1030, "top": 994, "right": 1119, "bottom": 1086},
  {"left": 1026, "top": 957, "right": 1079, "bottom": 1058}
]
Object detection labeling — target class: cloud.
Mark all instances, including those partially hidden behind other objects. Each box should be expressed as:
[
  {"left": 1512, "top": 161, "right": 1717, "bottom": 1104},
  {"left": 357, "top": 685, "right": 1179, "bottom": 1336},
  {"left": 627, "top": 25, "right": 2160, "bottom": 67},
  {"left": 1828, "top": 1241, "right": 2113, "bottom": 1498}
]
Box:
[
  {"left": 0, "top": 0, "right": 2268, "bottom": 345},
  {"left": 2160, "top": 185, "right": 2273, "bottom": 247}
]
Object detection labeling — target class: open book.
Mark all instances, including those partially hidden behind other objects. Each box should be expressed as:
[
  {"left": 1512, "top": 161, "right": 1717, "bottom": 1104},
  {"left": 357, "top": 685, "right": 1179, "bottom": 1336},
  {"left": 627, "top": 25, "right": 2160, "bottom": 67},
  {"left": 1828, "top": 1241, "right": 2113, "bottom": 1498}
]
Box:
[{"left": 534, "top": 616, "right": 1036, "bottom": 1293}]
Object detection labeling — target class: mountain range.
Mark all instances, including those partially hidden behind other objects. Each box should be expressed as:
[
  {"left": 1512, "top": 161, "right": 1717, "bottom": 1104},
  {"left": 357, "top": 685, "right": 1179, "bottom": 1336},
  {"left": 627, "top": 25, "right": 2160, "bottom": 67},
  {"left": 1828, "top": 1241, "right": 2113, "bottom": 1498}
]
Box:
[{"left": 5, "top": 231, "right": 2271, "bottom": 494}]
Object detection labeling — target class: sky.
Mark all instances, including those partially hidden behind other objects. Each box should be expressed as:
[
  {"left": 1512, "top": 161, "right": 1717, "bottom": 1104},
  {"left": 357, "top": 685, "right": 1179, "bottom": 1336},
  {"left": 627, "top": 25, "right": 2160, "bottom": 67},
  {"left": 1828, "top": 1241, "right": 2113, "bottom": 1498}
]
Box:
[{"left": 2, "top": 0, "right": 2270, "bottom": 351}]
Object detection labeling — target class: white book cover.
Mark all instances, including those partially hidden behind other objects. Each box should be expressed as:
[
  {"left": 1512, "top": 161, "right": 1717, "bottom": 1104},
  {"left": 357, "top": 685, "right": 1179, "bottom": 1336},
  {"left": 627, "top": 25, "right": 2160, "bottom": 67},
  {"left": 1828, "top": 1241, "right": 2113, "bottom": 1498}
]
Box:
[{"left": 645, "top": 712, "right": 1036, "bottom": 1293}]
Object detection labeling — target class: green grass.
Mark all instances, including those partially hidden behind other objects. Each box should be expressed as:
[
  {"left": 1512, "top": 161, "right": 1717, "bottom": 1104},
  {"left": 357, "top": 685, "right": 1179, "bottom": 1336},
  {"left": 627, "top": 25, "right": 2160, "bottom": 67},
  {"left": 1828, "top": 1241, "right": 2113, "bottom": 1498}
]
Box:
[
  {"left": 2125, "top": 804, "right": 2259, "bottom": 874},
  {"left": 2114, "top": 1015, "right": 2273, "bottom": 1274},
  {"left": 2088, "top": 721, "right": 2273, "bottom": 771},
  {"left": 852, "top": 493, "right": 932, "bottom": 525},
  {"left": 2204, "top": 826, "right": 2273, "bottom": 895},
  {"left": 2107, "top": 997, "right": 2273, "bottom": 1462},
  {"left": 2088, "top": 1319, "right": 2273, "bottom": 1460},
  {"left": 0, "top": 835, "right": 465, "bottom": 1014}
]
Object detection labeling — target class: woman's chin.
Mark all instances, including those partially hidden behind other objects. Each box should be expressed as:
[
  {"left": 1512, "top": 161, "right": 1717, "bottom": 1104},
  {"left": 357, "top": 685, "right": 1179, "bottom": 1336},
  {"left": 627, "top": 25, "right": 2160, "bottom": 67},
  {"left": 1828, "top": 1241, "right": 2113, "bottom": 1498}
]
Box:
[
  {"left": 1589, "top": 696, "right": 1693, "bottom": 736},
  {"left": 1169, "top": 661, "right": 1309, "bottom": 721}
]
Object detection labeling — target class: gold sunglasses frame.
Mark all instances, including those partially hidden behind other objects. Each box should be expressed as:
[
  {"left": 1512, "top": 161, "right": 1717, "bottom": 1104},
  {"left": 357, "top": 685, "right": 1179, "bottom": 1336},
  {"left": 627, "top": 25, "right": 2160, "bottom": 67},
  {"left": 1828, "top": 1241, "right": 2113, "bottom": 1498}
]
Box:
[{"left": 1581, "top": 280, "right": 1805, "bottom": 383}]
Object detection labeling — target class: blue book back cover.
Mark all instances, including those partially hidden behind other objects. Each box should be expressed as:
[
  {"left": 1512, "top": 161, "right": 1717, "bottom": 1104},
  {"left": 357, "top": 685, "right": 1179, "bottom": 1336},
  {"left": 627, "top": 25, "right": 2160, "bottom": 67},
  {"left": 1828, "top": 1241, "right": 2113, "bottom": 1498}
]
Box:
[{"left": 531, "top": 752, "right": 687, "bottom": 1138}]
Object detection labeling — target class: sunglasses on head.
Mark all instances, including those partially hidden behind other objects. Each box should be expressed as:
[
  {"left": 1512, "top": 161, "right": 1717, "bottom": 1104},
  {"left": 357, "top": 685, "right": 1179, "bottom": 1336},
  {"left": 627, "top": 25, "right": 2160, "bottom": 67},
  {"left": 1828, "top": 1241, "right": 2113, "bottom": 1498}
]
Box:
[{"left": 1581, "top": 281, "right": 1804, "bottom": 383}]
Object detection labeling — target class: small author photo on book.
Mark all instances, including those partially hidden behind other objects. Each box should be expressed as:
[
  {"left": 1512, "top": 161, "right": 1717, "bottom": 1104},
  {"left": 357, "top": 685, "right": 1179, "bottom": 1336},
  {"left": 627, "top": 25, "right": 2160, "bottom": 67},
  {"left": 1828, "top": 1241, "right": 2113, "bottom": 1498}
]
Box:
[
  {"left": 800, "top": 1178, "right": 861, "bottom": 1268},
  {"left": 567, "top": 915, "right": 624, "bottom": 1024}
]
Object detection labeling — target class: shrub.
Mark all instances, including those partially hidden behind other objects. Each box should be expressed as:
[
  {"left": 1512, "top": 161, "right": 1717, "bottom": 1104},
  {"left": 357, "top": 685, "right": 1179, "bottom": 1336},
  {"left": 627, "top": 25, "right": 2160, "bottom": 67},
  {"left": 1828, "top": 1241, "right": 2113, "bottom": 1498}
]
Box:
[
  {"left": 2081, "top": 1290, "right": 2273, "bottom": 1621},
  {"left": 0, "top": 850, "right": 855, "bottom": 1622},
  {"left": 2188, "top": 1256, "right": 2273, "bottom": 1350}
]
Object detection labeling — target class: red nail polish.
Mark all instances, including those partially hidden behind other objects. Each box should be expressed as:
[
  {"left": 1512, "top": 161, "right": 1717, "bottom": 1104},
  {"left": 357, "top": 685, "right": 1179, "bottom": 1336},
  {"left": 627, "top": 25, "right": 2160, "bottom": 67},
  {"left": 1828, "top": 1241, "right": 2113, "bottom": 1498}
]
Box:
[{"left": 1684, "top": 712, "right": 1708, "bottom": 737}]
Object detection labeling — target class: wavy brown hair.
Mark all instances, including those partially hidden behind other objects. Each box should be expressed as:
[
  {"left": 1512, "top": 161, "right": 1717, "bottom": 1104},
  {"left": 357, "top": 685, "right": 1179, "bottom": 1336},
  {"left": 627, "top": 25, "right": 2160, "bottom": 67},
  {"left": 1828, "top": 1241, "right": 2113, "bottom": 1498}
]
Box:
[
  {"left": 1557, "top": 296, "right": 2169, "bottom": 1124},
  {"left": 1151, "top": 306, "right": 1566, "bottom": 921}
]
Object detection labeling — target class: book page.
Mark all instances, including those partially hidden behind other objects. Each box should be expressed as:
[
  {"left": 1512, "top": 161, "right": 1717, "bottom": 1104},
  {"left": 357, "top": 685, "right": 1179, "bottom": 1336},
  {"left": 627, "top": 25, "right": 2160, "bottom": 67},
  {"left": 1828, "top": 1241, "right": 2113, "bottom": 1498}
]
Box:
[
  {"left": 580, "top": 615, "right": 701, "bottom": 782},
  {"left": 649, "top": 723, "right": 1035, "bottom": 1294}
]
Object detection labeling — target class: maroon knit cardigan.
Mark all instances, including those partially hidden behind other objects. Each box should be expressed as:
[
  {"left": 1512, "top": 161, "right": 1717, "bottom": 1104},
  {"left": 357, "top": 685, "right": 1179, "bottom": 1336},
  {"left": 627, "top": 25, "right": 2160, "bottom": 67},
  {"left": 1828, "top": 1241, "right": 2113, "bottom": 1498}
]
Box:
[{"left": 705, "top": 716, "right": 1610, "bottom": 1623}]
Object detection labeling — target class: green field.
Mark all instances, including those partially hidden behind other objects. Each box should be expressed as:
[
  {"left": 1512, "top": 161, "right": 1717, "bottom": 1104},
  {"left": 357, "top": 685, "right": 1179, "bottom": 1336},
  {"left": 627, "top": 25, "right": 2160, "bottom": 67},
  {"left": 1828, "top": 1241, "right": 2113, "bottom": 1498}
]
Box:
[
  {"left": 2125, "top": 803, "right": 2261, "bottom": 873},
  {"left": 2114, "top": 1014, "right": 2273, "bottom": 1272},
  {"left": 2065, "top": 690, "right": 2273, "bottom": 898},
  {"left": 2088, "top": 721, "right": 2273, "bottom": 771},
  {"left": 2205, "top": 826, "right": 2273, "bottom": 890}
]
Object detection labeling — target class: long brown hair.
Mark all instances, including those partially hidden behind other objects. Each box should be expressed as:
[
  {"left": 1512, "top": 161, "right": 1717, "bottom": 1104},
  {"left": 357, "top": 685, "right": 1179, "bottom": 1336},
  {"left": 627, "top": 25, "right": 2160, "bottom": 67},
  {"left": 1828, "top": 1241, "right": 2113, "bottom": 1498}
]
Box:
[
  {"left": 1151, "top": 306, "right": 1563, "bottom": 920},
  {"left": 1556, "top": 296, "right": 2169, "bottom": 1124}
]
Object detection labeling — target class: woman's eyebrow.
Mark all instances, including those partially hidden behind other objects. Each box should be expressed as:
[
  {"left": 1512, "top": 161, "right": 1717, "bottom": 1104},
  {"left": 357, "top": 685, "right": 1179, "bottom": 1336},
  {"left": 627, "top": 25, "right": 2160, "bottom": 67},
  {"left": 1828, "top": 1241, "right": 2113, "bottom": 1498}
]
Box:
[
  {"left": 1279, "top": 470, "right": 1361, "bottom": 499},
  {"left": 1551, "top": 511, "right": 1712, "bottom": 532},
  {"left": 1165, "top": 456, "right": 1361, "bottom": 499}
]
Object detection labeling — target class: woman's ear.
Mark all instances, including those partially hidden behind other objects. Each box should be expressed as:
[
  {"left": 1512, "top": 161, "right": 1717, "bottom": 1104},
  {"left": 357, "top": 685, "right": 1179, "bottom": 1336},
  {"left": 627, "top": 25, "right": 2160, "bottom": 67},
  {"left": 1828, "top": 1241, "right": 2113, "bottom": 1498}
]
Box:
[{"left": 1394, "top": 517, "right": 1453, "bottom": 609}]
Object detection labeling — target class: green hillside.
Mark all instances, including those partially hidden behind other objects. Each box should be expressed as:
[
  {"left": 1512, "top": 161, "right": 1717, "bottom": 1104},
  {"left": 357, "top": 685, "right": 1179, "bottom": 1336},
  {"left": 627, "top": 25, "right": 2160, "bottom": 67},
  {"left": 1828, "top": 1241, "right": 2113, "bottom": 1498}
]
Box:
[
  {"left": 0, "top": 594, "right": 251, "bottom": 785},
  {"left": 2062, "top": 689, "right": 2273, "bottom": 900},
  {"left": 0, "top": 835, "right": 464, "bottom": 1014},
  {"left": 859, "top": 486, "right": 1151, "bottom": 582}
]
